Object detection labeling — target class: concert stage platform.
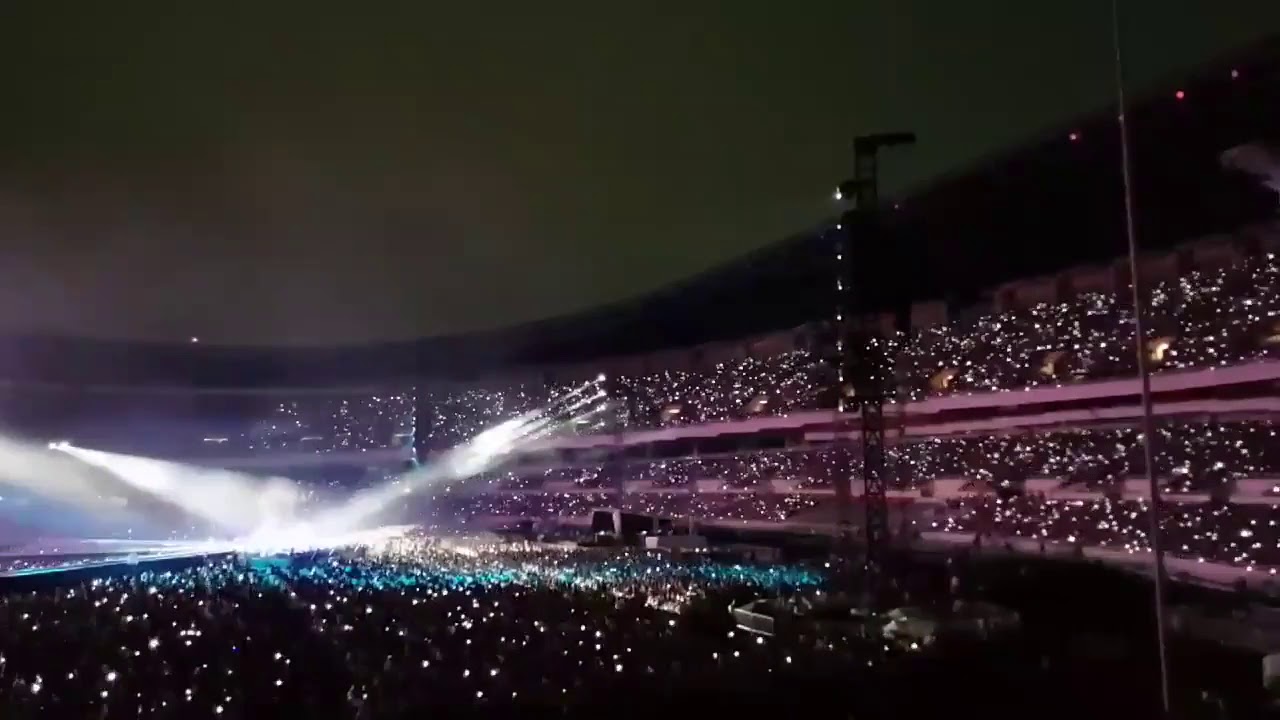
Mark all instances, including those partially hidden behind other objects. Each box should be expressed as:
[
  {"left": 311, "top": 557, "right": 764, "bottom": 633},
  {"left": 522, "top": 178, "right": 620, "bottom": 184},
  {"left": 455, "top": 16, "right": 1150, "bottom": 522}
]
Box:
[{"left": 0, "top": 539, "right": 229, "bottom": 592}]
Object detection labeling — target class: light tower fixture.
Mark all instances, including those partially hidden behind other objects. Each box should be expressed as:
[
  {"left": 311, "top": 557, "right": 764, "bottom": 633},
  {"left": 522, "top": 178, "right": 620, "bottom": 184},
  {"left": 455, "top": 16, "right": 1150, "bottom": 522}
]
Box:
[{"left": 830, "top": 130, "right": 915, "bottom": 607}]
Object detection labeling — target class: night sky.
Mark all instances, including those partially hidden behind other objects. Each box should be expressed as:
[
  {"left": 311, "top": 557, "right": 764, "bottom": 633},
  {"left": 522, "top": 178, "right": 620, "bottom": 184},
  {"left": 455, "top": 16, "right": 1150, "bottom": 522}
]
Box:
[{"left": 0, "top": 2, "right": 1276, "bottom": 346}]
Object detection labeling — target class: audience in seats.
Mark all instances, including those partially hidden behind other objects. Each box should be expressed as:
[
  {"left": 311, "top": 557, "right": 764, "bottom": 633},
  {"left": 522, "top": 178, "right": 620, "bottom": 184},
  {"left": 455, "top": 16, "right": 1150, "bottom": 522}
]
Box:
[
  {"left": 411, "top": 254, "right": 1280, "bottom": 442},
  {"left": 390, "top": 421, "right": 1280, "bottom": 571},
  {"left": 61, "top": 253, "right": 1280, "bottom": 461},
  {"left": 934, "top": 496, "right": 1279, "bottom": 570}
]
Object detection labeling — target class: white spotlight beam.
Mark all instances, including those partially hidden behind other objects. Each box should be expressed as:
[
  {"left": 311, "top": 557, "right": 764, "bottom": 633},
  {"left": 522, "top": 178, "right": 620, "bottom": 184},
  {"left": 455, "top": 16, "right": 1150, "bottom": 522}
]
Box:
[
  {"left": 56, "top": 444, "right": 302, "bottom": 537},
  {"left": 311, "top": 391, "right": 591, "bottom": 536}
]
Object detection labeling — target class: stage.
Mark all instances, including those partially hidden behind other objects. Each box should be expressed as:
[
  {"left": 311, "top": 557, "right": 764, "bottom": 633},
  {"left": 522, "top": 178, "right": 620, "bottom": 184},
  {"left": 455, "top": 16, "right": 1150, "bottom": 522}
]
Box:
[{"left": 0, "top": 538, "right": 230, "bottom": 592}]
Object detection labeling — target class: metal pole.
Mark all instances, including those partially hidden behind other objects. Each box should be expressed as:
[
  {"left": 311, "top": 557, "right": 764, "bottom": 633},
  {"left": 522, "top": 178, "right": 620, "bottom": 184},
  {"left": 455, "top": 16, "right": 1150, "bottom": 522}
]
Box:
[
  {"left": 832, "top": 227, "right": 854, "bottom": 559},
  {"left": 1111, "top": 1, "right": 1171, "bottom": 714}
]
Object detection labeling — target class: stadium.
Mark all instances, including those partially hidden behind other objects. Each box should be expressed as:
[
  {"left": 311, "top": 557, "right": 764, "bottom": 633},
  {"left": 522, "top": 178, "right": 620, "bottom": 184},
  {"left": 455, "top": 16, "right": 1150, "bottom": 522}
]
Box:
[{"left": 0, "top": 33, "right": 1277, "bottom": 720}]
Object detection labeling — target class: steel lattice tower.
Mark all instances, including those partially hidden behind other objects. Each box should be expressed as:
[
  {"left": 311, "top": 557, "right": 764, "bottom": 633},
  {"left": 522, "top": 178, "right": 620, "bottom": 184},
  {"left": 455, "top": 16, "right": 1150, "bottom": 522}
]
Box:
[{"left": 833, "top": 132, "right": 915, "bottom": 596}]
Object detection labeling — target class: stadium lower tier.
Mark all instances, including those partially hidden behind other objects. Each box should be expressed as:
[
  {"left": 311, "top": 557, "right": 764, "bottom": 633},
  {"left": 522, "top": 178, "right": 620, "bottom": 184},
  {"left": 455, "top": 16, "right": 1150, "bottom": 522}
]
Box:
[{"left": 423, "top": 493, "right": 1280, "bottom": 569}]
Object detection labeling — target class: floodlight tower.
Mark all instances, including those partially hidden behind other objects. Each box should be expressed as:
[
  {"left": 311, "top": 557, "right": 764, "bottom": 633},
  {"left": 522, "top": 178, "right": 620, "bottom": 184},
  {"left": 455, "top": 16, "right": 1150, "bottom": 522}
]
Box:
[{"left": 832, "top": 131, "right": 915, "bottom": 597}]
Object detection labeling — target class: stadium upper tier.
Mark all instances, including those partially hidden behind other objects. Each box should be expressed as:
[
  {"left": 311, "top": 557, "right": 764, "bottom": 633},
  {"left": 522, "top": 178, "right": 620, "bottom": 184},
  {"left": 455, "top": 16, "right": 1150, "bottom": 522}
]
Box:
[{"left": 4, "top": 234, "right": 1279, "bottom": 463}]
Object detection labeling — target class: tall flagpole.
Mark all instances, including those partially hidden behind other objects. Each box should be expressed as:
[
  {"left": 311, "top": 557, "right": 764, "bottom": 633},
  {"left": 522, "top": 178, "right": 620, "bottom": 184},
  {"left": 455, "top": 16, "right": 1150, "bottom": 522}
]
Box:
[{"left": 1110, "top": 0, "right": 1171, "bottom": 714}]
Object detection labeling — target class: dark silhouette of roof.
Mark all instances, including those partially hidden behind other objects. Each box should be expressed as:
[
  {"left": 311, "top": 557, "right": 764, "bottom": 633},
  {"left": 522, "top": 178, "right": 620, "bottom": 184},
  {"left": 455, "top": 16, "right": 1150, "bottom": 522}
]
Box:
[{"left": 3, "top": 38, "right": 1277, "bottom": 388}]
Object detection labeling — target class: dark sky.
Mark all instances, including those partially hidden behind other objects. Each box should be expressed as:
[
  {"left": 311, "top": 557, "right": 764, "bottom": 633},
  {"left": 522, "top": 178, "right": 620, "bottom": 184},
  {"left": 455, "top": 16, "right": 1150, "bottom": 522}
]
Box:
[{"left": 0, "top": 2, "right": 1276, "bottom": 346}]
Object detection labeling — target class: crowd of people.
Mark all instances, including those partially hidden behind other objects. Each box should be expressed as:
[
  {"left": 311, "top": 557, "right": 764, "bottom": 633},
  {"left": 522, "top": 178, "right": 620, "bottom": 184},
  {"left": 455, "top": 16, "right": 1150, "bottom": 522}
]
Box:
[
  {"left": 429, "top": 492, "right": 827, "bottom": 526},
  {"left": 0, "top": 539, "right": 919, "bottom": 718},
  {"left": 933, "top": 496, "right": 1280, "bottom": 570},
  {"left": 52, "top": 251, "right": 1277, "bottom": 460},
  {"left": 223, "top": 416, "right": 1280, "bottom": 571},
  {"left": 425, "top": 489, "right": 1280, "bottom": 569},
  {"left": 417, "top": 252, "right": 1280, "bottom": 443},
  {"left": 3, "top": 252, "right": 1273, "bottom": 720},
  {"left": 476, "top": 420, "right": 1280, "bottom": 493},
  {"left": 0, "top": 528, "right": 1264, "bottom": 718},
  {"left": 408, "top": 419, "right": 1280, "bottom": 569},
  {"left": 7, "top": 249, "right": 1280, "bottom": 713}
]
